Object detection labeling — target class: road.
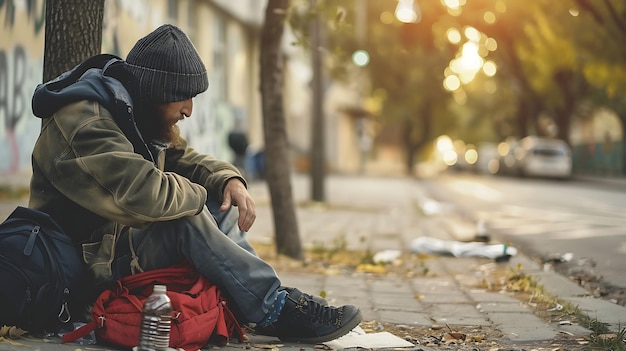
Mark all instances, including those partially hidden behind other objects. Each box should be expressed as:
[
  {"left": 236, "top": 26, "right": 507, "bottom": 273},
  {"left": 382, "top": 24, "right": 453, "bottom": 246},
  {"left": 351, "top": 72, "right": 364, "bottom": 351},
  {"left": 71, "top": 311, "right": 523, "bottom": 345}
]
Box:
[{"left": 420, "top": 172, "right": 626, "bottom": 302}]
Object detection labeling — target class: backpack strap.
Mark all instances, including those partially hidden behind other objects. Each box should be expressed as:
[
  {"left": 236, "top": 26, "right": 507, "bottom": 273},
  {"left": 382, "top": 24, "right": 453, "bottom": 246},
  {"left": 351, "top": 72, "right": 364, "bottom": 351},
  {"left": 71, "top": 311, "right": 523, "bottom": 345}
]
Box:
[
  {"left": 61, "top": 320, "right": 98, "bottom": 343},
  {"left": 61, "top": 282, "right": 144, "bottom": 344},
  {"left": 121, "top": 263, "right": 197, "bottom": 291}
]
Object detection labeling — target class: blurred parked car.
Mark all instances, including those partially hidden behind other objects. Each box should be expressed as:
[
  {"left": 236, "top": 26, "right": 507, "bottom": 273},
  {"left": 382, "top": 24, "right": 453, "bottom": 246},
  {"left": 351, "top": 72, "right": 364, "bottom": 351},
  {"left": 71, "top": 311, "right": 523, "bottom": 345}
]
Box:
[
  {"left": 496, "top": 136, "right": 572, "bottom": 179},
  {"left": 516, "top": 136, "right": 572, "bottom": 179}
]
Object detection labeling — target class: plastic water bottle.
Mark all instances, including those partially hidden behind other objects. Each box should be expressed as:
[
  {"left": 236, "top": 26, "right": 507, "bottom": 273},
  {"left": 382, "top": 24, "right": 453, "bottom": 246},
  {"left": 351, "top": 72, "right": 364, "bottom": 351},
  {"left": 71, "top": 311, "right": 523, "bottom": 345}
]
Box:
[{"left": 138, "top": 285, "right": 172, "bottom": 351}]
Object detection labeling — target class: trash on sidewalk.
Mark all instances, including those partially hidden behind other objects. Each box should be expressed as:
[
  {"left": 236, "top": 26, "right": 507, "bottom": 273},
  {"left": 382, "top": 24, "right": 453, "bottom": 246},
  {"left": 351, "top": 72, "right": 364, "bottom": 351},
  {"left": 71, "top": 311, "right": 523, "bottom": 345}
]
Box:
[
  {"left": 372, "top": 249, "right": 402, "bottom": 263},
  {"left": 542, "top": 252, "right": 574, "bottom": 264},
  {"left": 418, "top": 197, "right": 454, "bottom": 216},
  {"left": 410, "top": 237, "right": 517, "bottom": 260},
  {"left": 323, "top": 326, "right": 415, "bottom": 349}
]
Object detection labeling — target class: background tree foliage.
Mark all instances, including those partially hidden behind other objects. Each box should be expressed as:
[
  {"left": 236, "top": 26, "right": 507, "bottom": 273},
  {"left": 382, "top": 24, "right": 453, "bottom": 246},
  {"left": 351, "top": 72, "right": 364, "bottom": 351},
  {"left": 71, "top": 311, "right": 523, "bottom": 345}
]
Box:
[{"left": 306, "top": 0, "right": 626, "bottom": 174}]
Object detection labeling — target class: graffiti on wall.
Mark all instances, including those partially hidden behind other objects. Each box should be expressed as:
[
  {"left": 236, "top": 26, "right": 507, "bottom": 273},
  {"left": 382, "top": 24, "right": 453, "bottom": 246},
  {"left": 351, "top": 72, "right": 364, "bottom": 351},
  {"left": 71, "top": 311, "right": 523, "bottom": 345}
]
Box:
[
  {"left": 0, "top": 44, "right": 42, "bottom": 174},
  {"left": 1, "top": 0, "right": 45, "bottom": 34},
  {"left": 179, "top": 92, "right": 235, "bottom": 164},
  {"left": 1, "top": 0, "right": 46, "bottom": 177}
]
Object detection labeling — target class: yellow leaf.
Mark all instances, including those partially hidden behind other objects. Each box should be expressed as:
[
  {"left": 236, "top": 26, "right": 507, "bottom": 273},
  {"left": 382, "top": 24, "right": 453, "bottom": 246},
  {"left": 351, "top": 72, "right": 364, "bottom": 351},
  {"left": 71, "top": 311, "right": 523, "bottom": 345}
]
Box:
[
  {"left": 8, "top": 326, "right": 28, "bottom": 339},
  {"left": 355, "top": 263, "right": 388, "bottom": 274},
  {"left": 0, "top": 336, "right": 29, "bottom": 347}
]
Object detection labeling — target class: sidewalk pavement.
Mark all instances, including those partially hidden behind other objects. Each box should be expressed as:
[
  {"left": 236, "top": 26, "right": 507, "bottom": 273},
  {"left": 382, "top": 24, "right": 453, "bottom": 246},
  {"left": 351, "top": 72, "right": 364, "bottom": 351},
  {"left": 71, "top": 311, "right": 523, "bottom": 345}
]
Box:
[{"left": 1, "top": 173, "right": 625, "bottom": 351}]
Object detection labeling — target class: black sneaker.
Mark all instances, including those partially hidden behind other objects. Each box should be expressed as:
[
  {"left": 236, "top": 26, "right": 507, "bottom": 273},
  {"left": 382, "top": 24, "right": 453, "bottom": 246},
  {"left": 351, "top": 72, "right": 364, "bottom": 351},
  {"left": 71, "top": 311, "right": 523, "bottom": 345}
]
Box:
[{"left": 259, "top": 289, "right": 362, "bottom": 343}]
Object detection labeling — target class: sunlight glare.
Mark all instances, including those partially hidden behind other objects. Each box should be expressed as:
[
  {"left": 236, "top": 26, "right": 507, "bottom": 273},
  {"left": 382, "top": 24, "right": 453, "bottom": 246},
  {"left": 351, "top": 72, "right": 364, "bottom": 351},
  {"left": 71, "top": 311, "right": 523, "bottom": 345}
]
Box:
[
  {"left": 464, "top": 26, "right": 481, "bottom": 42},
  {"left": 495, "top": 1, "right": 506, "bottom": 13},
  {"left": 447, "top": 28, "right": 462, "bottom": 44},
  {"left": 443, "top": 150, "right": 458, "bottom": 166},
  {"left": 443, "top": 0, "right": 461, "bottom": 9},
  {"left": 436, "top": 135, "right": 454, "bottom": 153},
  {"left": 395, "top": 0, "right": 421, "bottom": 23},
  {"left": 483, "top": 60, "right": 497, "bottom": 76},
  {"left": 444, "top": 75, "right": 461, "bottom": 91},
  {"left": 485, "top": 37, "right": 498, "bottom": 51},
  {"left": 465, "top": 149, "right": 478, "bottom": 165},
  {"left": 352, "top": 50, "right": 370, "bottom": 67},
  {"left": 483, "top": 11, "right": 496, "bottom": 24},
  {"left": 497, "top": 142, "right": 509, "bottom": 157},
  {"left": 380, "top": 11, "right": 395, "bottom": 24}
]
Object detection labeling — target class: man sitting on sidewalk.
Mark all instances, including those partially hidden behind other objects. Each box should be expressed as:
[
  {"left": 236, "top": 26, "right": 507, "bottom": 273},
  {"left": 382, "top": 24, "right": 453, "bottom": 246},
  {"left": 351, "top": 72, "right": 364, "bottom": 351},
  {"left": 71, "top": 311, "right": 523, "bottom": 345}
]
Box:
[{"left": 28, "top": 24, "right": 361, "bottom": 343}]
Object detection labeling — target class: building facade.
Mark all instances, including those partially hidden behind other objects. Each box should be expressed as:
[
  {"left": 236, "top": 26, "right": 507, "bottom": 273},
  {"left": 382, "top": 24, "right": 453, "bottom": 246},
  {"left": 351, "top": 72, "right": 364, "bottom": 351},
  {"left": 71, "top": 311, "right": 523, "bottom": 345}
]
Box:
[{"left": 0, "top": 0, "right": 269, "bottom": 183}]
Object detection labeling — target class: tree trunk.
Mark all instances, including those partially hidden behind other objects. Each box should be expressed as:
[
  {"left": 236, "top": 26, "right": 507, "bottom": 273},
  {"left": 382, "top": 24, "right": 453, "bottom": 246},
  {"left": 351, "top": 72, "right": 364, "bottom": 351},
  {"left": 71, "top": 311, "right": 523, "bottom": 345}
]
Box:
[
  {"left": 43, "top": 0, "right": 104, "bottom": 81},
  {"left": 260, "top": 0, "right": 303, "bottom": 259}
]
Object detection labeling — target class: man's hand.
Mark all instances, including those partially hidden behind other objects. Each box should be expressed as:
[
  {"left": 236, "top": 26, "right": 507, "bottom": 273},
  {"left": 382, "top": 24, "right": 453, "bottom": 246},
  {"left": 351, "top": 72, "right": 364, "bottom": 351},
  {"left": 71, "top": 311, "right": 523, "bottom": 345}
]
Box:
[{"left": 220, "top": 178, "right": 256, "bottom": 232}]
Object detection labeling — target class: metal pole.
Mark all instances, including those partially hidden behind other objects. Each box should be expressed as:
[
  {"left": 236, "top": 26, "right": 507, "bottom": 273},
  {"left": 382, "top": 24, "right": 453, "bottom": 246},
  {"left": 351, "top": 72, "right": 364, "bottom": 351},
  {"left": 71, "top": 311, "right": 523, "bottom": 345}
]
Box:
[{"left": 310, "top": 0, "right": 325, "bottom": 202}]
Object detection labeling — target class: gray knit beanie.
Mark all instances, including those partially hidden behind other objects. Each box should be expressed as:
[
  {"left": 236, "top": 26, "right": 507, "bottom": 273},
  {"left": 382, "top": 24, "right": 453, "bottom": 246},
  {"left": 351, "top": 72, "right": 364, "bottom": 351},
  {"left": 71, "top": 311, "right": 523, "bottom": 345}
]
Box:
[{"left": 125, "top": 24, "right": 208, "bottom": 103}]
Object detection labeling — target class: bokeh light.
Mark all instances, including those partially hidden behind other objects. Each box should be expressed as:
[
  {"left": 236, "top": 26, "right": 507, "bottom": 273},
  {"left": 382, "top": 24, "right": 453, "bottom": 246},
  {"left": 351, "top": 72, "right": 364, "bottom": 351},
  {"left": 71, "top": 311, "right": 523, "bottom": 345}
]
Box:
[
  {"left": 483, "top": 11, "right": 496, "bottom": 24},
  {"left": 483, "top": 60, "right": 497, "bottom": 76},
  {"left": 464, "top": 26, "right": 481, "bottom": 42},
  {"left": 447, "top": 28, "right": 462, "bottom": 44},
  {"left": 352, "top": 50, "right": 370, "bottom": 67},
  {"left": 465, "top": 148, "right": 478, "bottom": 165},
  {"left": 444, "top": 75, "right": 461, "bottom": 91},
  {"left": 380, "top": 11, "right": 395, "bottom": 24},
  {"left": 485, "top": 37, "right": 498, "bottom": 51},
  {"left": 395, "top": 0, "right": 421, "bottom": 23}
]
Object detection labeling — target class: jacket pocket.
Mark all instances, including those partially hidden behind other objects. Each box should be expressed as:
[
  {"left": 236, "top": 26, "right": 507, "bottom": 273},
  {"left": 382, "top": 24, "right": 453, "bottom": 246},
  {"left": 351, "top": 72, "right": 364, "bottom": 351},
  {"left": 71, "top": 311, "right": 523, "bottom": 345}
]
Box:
[{"left": 83, "top": 233, "right": 115, "bottom": 283}]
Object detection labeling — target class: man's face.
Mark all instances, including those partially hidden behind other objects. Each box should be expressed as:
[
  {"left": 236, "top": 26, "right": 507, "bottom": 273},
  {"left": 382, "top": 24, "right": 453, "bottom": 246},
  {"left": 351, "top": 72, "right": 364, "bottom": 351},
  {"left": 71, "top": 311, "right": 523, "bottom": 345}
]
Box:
[{"left": 139, "top": 98, "right": 193, "bottom": 144}]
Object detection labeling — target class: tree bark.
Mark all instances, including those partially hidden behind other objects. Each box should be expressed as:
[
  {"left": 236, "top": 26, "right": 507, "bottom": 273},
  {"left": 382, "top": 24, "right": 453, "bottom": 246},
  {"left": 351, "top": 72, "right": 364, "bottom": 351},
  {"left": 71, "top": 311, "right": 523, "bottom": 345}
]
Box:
[
  {"left": 260, "top": 0, "right": 303, "bottom": 259},
  {"left": 43, "top": 0, "right": 104, "bottom": 81}
]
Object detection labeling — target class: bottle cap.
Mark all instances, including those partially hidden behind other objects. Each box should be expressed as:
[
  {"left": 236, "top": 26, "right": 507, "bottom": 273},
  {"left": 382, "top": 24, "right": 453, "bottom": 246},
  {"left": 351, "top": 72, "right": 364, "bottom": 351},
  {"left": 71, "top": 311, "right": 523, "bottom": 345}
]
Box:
[{"left": 153, "top": 284, "right": 167, "bottom": 293}]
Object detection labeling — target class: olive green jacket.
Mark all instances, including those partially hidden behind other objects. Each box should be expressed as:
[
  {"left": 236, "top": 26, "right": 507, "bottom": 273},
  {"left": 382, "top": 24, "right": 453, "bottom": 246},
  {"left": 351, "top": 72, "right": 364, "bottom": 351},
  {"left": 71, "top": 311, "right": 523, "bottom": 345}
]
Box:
[{"left": 29, "top": 55, "right": 243, "bottom": 281}]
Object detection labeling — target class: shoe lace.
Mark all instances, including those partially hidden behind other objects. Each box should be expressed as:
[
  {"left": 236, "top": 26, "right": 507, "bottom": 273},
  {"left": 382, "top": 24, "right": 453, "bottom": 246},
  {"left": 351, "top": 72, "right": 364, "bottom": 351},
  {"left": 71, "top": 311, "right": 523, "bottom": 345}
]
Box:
[{"left": 307, "top": 301, "right": 341, "bottom": 326}]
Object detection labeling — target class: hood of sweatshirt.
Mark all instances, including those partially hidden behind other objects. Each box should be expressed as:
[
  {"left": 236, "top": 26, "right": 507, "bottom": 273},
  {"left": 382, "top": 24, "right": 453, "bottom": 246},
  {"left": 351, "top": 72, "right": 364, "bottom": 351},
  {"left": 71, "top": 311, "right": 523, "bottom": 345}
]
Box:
[{"left": 31, "top": 54, "right": 155, "bottom": 163}]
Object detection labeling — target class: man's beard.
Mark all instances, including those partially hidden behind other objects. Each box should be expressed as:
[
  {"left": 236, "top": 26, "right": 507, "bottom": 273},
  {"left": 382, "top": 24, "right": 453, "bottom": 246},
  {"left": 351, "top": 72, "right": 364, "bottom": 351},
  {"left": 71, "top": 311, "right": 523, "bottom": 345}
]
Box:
[{"left": 136, "top": 107, "right": 183, "bottom": 146}]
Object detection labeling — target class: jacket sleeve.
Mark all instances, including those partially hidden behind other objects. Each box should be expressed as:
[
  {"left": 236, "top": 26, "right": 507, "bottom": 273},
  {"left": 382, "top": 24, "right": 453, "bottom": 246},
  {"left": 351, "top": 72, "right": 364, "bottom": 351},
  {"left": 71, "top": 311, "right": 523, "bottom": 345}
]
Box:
[
  {"left": 39, "top": 102, "right": 207, "bottom": 227},
  {"left": 164, "top": 139, "right": 246, "bottom": 202}
]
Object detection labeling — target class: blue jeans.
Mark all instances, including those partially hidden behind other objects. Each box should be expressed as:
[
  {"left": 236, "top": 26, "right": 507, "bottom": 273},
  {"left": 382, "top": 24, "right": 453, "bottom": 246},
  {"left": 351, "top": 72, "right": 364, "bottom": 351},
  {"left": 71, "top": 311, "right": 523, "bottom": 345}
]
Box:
[{"left": 111, "top": 198, "right": 282, "bottom": 324}]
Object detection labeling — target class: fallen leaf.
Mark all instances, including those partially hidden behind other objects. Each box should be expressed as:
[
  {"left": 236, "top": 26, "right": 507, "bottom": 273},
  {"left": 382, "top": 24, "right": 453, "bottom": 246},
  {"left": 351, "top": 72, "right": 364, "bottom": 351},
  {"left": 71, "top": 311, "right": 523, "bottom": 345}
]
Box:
[
  {"left": 355, "top": 263, "right": 388, "bottom": 274},
  {"left": 598, "top": 333, "right": 617, "bottom": 340},
  {"left": 443, "top": 332, "right": 466, "bottom": 342},
  {"left": 468, "top": 334, "right": 485, "bottom": 342},
  {"left": 0, "top": 336, "right": 28, "bottom": 347},
  {"left": 8, "top": 326, "right": 27, "bottom": 339}
]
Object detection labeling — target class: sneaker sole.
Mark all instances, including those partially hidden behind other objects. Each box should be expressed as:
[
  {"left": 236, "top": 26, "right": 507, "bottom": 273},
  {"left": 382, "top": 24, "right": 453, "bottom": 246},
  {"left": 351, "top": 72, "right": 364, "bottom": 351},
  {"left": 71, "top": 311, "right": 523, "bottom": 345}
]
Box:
[{"left": 277, "top": 308, "right": 363, "bottom": 344}]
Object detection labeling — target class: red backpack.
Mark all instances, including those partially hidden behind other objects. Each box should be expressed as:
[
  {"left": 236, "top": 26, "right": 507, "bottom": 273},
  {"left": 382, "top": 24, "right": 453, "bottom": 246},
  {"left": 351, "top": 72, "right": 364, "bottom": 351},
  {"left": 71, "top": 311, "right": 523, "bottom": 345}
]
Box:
[{"left": 62, "top": 263, "right": 244, "bottom": 350}]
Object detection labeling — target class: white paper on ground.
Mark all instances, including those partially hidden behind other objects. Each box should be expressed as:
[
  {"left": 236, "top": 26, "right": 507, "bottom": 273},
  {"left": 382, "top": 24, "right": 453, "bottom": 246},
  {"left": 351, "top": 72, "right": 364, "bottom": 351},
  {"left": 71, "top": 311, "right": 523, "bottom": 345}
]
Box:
[
  {"left": 323, "top": 326, "right": 415, "bottom": 349},
  {"left": 410, "top": 236, "right": 517, "bottom": 259}
]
